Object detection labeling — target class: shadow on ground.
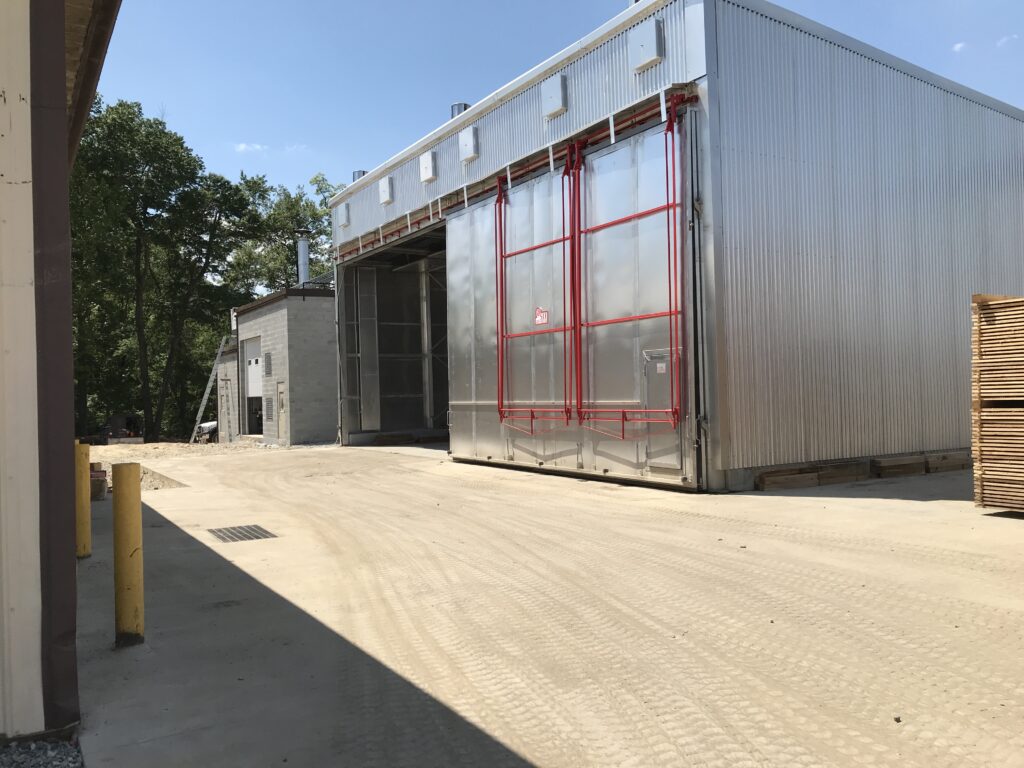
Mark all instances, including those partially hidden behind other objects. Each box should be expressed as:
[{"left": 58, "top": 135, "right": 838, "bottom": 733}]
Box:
[
  {"left": 77, "top": 498, "right": 531, "bottom": 767},
  {"left": 984, "top": 509, "right": 1024, "bottom": 520}
]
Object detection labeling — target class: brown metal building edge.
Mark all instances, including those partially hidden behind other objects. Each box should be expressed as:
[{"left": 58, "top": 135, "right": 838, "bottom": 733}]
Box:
[
  {"left": 33, "top": 0, "right": 81, "bottom": 731},
  {"left": 66, "top": 0, "right": 122, "bottom": 166}
]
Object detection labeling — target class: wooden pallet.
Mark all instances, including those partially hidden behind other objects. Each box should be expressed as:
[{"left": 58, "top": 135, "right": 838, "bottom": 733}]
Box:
[
  {"left": 871, "top": 455, "right": 926, "bottom": 478},
  {"left": 972, "top": 295, "right": 1024, "bottom": 509},
  {"left": 924, "top": 451, "right": 971, "bottom": 473},
  {"left": 754, "top": 454, "right": 967, "bottom": 492}
]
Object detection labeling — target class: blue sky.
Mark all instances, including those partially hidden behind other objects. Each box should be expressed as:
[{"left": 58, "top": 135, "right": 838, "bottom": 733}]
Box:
[{"left": 98, "top": 0, "right": 1024, "bottom": 193}]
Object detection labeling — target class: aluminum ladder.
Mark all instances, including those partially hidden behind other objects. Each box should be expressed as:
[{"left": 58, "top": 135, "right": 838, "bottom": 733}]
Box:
[{"left": 189, "top": 334, "right": 229, "bottom": 444}]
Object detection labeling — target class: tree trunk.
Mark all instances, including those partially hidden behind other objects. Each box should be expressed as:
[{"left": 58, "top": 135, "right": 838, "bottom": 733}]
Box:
[
  {"left": 73, "top": 300, "right": 90, "bottom": 436},
  {"left": 154, "top": 237, "right": 216, "bottom": 437},
  {"left": 133, "top": 229, "right": 154, "bottom": 439},
  {"left": 74, "top": 369, "right": 89, "bottom": 437},
  {"left": 174, "top": 360, "right": 190, "bottom": 438},
  {"left": 152, "top": 311, "right": 184, "bottom": 435}
]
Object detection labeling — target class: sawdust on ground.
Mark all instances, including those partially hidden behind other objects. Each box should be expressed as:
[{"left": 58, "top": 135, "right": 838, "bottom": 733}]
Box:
[
  {"left": 89, "top": 441, "right": 265, "bottom": 490},
  {"left": 78, "top": 446, "right": 1024, "bottom": 767}
]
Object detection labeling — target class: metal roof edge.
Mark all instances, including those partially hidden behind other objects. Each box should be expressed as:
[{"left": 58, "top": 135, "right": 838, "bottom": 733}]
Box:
[
  {"left": 725, "top": 0, "right": 1024, "bottom": 123},
  {"left": 328, "top": 0, "right": 673, "bottom": 208},
  {"left": 234, "top": 286, "right": 335, "bottom": 318}
]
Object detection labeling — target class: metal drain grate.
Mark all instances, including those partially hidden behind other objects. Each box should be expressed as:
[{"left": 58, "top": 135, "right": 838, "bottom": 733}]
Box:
[{"left": 208, "top": 525, "right": 277, "bottom": 543}]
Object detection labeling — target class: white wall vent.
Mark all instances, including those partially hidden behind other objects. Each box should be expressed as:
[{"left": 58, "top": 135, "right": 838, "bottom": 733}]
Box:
[
  {"left": 419, "top": 150, "right": 437, "bottom": 183},
  {"left": 336, "top": 202, "right": 350, "bottom": 228},
  {"left": 459, "top": 126, "right": 479, "bottom": 163},
  {"left": 628, "top": 18, "right": 664, "bottom": 72},
  {"left": 378, "top": 176, "right": 394, "bottom": 205},
  {"left": 541, "top": 74, "right": 568, "bottom": 119}
]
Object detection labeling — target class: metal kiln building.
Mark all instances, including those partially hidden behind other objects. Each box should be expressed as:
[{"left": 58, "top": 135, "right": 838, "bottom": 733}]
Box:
[{"left": 329, "top": 0, "right": 1024, "bottom": 490}]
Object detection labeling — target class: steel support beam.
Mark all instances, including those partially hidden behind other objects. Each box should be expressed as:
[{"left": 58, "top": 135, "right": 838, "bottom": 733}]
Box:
[
  {"left": 419, "top": 260, "right": 434, "bottom": 429},
  {"left": 357, "top": 268, "right": 380, "bottom": 432}
]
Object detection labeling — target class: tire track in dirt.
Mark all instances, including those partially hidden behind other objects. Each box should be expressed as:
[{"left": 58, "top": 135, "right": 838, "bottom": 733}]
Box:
[{"left": 156, "top": 448, "right": 1024, "bottom": 767}]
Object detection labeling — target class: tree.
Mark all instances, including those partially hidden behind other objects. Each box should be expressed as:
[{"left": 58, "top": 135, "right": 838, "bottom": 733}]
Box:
[
  {"left": 224, "top": 173, "right": 340, "bottom": 294},
  {"left": 73, "top": 99, "right": 204, "bottom": 436},
  {"left": 71, "top": 96, "right": 339, "bottom": 440},
  {"left": 149, "top": 173, "right": 265, "bottom": 433}
]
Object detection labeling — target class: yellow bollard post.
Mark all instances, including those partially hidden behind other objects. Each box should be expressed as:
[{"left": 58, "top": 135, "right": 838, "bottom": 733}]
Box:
[
  {"left": 75, "top": 443, "right": 91, "bottom": 558},
  {"left": 112, "top": 462, "right": 144, "bottom": 647}
]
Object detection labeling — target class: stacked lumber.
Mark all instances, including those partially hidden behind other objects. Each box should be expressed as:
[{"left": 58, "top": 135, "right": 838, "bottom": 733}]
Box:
[{"left": 972, "top": 295, "right": 1024, "bottom": 509}]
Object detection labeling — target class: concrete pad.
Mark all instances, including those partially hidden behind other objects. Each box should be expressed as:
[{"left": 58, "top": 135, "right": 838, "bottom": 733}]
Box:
[{"left": 78, "top": 447, "right": 1024, "bottom": 766}]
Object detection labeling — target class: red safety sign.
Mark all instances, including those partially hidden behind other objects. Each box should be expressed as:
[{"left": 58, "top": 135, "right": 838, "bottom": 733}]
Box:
[{"left": 534, "top": 307, "right": 549, "bottom": 326}]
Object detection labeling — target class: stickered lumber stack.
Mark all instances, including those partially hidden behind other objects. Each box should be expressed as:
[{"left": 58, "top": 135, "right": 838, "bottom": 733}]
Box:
[{"left": 972, "top": 294, "right": 1024, "bottom": 509}]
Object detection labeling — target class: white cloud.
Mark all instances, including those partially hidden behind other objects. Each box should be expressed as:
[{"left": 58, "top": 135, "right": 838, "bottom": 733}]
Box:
[
  {"left": 234, "top": 142, "right": 269, "bottom": 153},
  {"left": 952, "top": 42, "right": 967, "bottom": 53},
  {"left": 997, "top": 34, "right": 1020, "bottom": 48},
  {"left": 285, "top": 143, "right": 308, "bottom": 154}
]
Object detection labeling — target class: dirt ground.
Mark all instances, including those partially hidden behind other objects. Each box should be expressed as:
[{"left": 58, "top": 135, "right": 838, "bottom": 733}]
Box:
[
  {"left": 77, "top": 445, "right": 1024, "bottom": 767},
  {"left": 89, "top": 440, "right": 264, "bottom": 490}
]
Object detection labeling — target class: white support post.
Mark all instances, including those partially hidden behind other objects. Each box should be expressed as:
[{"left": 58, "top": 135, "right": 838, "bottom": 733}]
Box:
[{"left": 0, "top": 0, "right": 46, "bottom": 737}]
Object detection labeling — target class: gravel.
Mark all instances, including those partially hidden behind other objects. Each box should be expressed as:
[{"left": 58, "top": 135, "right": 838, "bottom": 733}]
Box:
[{"left": 0, "top": 741, "right": 83, "bottom": 768}]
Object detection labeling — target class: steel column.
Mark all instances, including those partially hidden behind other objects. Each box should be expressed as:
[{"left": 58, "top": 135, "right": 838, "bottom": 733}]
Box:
[
  {"left": 334, "top": 262, "right": 346, "bottom": 444},
  {"left": 418, "top": 260, "right": 435, "bottom": 428},
  {"left": 357, "top": 268, "right": 380, "bottom": 432}
]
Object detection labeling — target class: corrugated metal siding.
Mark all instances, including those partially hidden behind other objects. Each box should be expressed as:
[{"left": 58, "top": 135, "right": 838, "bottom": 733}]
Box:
[
  {"left": 333, "top": 0, "right": 706, "bottom": 250},
  {"left": 713, "top": 0, "right": 1024, "bottom": 469}
]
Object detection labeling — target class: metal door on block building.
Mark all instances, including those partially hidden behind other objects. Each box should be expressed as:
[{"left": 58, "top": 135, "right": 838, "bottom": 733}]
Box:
[{"left": 276, "top": 382, "right": 287, "bottom": 441}]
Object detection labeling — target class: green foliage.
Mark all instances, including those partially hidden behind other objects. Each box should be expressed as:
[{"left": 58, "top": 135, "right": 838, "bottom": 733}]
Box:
[
  {"left": 225, "top": 172, "right": 340, "bottom": 293},
  {"left": 71, "top": 96, "right": 337, "bottom": 439}
]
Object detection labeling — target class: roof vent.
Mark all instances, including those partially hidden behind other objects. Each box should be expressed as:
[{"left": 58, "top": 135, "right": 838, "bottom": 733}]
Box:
[
  {"left": 451, "top": 102, "right": 470, "bottom": 119},
  {"left": 378, "top": 176, "right": 394, "bottom": 205},
  {"left": 352, "top": 170, "right": 367, "bottom": 182},
  {"left": 459, "top": 126, "right": 479, "bottom": 163},
  {"left": 628, "top": 18, "right": 664, "bottom": 72},
  {"left": 334, "top": 202, "right": 350, "bottom": 229},
  {"left": 541, "top": 74, "right": 568, "bottom": 119},
  {"left": 419, "top": 150, "right": 437, "bottom": 183}
]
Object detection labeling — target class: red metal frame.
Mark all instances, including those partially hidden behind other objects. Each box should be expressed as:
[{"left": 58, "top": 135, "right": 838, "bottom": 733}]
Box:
[
  {"left": 492, "top": 94, "right": 690, "bottom": 440},
  {"left": 574, "top": 95, "right": 687, "bottom": 437},
  {"left": 493, "top": 160, "right": 575, "bottom": 435},
  {"left": 568, "top": 142, "right": 586, "bottom": 430}
]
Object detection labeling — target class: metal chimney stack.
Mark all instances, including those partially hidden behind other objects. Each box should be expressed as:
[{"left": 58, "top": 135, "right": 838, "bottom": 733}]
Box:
[
  {"left": 352, "top": 170, "right": 367, "bottom": 182},
  {"left": 295, "top": 228, "right": 311, "bottom": 286},
  {"left": 451, "top": 102, "right": 470, "bottom": 119}
]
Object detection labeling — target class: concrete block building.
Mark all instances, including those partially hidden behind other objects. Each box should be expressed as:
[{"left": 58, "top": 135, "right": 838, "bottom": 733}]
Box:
[{"left": 218, "top": 285, "right": 338, "bottom": 446}]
